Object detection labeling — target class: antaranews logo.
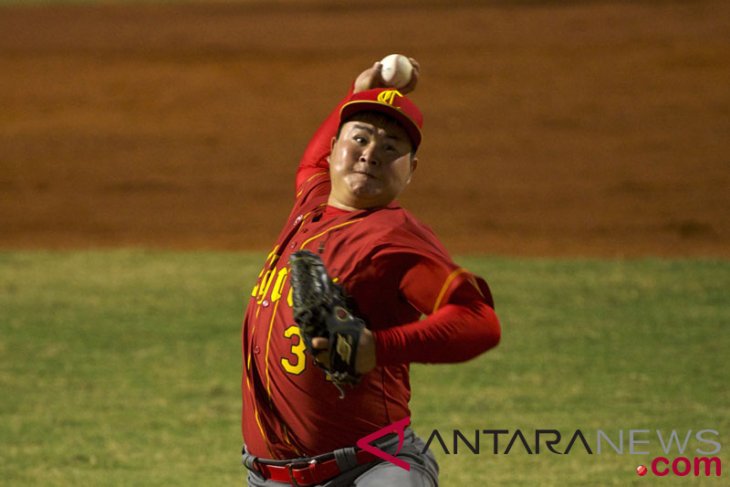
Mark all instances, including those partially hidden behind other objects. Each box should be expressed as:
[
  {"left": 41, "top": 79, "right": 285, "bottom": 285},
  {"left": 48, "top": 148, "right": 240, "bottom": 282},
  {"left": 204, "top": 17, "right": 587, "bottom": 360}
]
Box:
[
  {"left": 361, "top": 423, "right": 722, "bottom": 478},
  {"left": 420, "top": 427, "right": 722, "bottom": 478}
]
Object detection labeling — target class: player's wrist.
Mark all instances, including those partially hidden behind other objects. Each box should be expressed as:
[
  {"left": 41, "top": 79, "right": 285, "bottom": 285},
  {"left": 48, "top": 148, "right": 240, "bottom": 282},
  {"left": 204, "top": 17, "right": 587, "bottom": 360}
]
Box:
[
  {"left": 356, "top": 329, "right": 377, "bottom": 374},
  {"left": 369, "top": 327, "right": 407, "bottom": 367}
]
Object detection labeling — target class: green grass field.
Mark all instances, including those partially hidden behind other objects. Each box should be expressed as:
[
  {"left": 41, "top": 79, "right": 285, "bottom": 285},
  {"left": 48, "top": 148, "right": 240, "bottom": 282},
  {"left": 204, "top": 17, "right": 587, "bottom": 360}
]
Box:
[{"left": 0, "top": 251, "right": 727, "bottom": 485}]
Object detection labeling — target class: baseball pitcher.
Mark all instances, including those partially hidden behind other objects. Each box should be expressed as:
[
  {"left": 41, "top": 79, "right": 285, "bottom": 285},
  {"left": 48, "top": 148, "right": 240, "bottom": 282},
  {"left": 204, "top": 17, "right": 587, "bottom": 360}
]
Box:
[{"left": 241, "top": 57, "right": 501, "bottom": 486}]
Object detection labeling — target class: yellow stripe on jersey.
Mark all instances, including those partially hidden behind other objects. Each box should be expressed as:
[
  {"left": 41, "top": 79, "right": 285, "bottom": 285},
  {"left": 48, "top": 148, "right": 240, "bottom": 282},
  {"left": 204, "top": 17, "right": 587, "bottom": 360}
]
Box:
[
  {"left": 433, "top": 267, "right": 468, "bottom": 313},
  {"left": 299, "top": 219, "right": 364, "bottom": 250},
  {"left": 264, "top": 299, "right": 282, "bottom": 396},
  {"left": 253, "top": 406, "right": 274, "bottom": 458},
  {"left": 246, "top": 324, "right": 256, "bottom": 375}
]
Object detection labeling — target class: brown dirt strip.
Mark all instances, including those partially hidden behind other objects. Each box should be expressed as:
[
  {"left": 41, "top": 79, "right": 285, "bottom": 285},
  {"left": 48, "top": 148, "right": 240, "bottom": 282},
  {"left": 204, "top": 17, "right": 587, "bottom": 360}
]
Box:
[{"left": 1, "top": 1, "right": 728, "bottom": 256}]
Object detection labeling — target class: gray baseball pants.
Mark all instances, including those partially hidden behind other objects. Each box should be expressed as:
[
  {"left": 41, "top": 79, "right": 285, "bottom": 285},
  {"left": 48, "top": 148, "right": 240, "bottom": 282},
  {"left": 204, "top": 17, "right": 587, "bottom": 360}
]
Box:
[{"left": 243, "top": 428, "right": 439, "bottom": 486}]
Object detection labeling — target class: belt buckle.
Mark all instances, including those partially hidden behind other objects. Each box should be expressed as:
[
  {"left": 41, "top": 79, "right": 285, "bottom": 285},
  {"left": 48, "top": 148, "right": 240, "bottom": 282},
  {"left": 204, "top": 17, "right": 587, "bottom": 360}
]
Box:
[{"left": 287, "top": 458, "right": 318, "bottom": 487}]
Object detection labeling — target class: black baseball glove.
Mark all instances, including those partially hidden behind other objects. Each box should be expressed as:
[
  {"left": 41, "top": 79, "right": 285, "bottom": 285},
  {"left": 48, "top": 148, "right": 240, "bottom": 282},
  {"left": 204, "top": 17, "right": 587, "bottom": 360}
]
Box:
[{"left": 289, "top": 250, "right": 365, "bottom": 397}]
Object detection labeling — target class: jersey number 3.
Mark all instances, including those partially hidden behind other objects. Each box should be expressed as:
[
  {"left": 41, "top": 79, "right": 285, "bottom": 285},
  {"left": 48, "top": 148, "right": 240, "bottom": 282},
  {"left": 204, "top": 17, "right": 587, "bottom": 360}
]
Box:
[{"left": 281, "top": 325, "right": 306, "bottom": 375}]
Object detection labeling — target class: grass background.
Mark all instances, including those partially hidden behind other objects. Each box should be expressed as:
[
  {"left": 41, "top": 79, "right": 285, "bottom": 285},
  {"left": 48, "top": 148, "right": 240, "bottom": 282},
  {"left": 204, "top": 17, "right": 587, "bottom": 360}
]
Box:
[{"left": 0, "top": 251, "right": 727, "bottom": 485}]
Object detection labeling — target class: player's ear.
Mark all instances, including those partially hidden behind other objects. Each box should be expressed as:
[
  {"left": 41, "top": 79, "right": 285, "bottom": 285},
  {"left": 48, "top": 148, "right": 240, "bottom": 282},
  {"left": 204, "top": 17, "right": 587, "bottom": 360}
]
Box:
[
  {"left": 326, "top": 136, "right": 338, "bottom": 163},
  {"left": 406, "top": 157, "right": 418, "bottom": 184}
]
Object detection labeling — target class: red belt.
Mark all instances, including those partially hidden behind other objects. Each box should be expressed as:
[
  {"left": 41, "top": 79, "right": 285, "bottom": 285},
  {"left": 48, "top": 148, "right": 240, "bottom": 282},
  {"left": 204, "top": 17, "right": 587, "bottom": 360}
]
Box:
[{"left": 254, "top": 450, "right": 378, "bottom": 486}]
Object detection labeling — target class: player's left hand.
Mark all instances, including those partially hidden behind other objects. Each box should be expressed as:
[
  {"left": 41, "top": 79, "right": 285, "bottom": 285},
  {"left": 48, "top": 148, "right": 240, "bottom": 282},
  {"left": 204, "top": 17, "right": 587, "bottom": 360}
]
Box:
[{"left": 311, "top": 328, "right": 376, "bottom": 375}]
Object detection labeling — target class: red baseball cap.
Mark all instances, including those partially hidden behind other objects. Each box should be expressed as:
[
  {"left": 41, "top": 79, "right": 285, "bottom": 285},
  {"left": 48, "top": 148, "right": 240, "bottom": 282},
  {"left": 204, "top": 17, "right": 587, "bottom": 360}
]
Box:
[{"left": 339, "top": 88, "right": 423, "bottom": 151}]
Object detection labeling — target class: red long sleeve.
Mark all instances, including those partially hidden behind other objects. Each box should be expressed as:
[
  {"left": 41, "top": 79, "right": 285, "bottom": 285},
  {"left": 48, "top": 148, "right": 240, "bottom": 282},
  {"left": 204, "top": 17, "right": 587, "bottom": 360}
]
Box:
[
  {"left": 373, "top": 289, "right": 501, "bottom": 366},
  {"left": 295, "top": 87, "right": 354, "bottom": 193}
]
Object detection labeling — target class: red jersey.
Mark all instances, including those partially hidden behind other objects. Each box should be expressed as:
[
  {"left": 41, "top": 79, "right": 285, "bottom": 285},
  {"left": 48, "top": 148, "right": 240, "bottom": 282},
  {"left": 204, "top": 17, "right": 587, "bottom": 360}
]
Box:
[{"left": 241, "top": 90, "right": 500, "bottom": 459}]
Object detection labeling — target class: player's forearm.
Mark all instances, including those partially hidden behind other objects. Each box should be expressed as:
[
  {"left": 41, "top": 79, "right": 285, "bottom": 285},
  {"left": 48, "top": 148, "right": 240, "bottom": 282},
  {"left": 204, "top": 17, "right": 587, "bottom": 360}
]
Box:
[
  {"left": 372, "top": 300, "right": 501, "bottom": 366},
  {"left": 295, "top": 87, "right": 355, "bottom": 190}
]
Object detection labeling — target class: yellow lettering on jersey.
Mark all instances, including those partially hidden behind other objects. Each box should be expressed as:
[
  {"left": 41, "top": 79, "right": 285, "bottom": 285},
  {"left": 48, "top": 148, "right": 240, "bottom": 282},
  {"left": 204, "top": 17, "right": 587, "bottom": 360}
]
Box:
[
  {"left": 271, "top": 267, "right": 288, "bottom": 303},
  {"left": 257, "top": 269, "right": 276, "bottom": 304},
  {"left": 251, "top": 246, "right": 279, "bottom": 298},
  {"left": 377, "top": 89, "right": 403, "bottom": 106},
  {"left": 281, "top": 325, "right": 306, "bottom": 375},
  {"left": 252, "top": 265, "right": 294, "bottom": 307},
  {"left": 265, "top": 246, "right": 279, "bottom": 268},
  {"left": 251, "top": 266, "right": 265, "bottom": 297}
]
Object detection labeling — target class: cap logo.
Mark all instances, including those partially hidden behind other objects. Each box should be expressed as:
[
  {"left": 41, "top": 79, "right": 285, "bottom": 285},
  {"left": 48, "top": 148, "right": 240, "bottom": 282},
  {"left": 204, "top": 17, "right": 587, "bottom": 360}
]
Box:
[{"left": 377, "top": 89, "right": 403, "bottom": 108}]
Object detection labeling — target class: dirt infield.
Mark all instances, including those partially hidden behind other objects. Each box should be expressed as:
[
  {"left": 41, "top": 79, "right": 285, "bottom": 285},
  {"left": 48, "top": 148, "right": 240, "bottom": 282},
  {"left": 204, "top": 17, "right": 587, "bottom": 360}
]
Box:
[{"left": 1, "top": 1, "right": 728, "bottom": 256}]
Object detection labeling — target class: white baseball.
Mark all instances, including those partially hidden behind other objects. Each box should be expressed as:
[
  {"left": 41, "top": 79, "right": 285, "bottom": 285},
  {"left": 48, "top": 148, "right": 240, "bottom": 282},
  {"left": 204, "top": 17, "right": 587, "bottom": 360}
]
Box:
[{"left": 379, "top": 54, "right": 414, "bottom": 89}]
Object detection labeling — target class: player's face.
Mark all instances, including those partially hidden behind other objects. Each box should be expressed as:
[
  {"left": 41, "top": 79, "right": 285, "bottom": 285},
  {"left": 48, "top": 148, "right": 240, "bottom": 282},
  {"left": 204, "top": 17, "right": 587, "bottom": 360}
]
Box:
[{"left": 328, "top": 114, "right": 417, "bottom": 210}]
